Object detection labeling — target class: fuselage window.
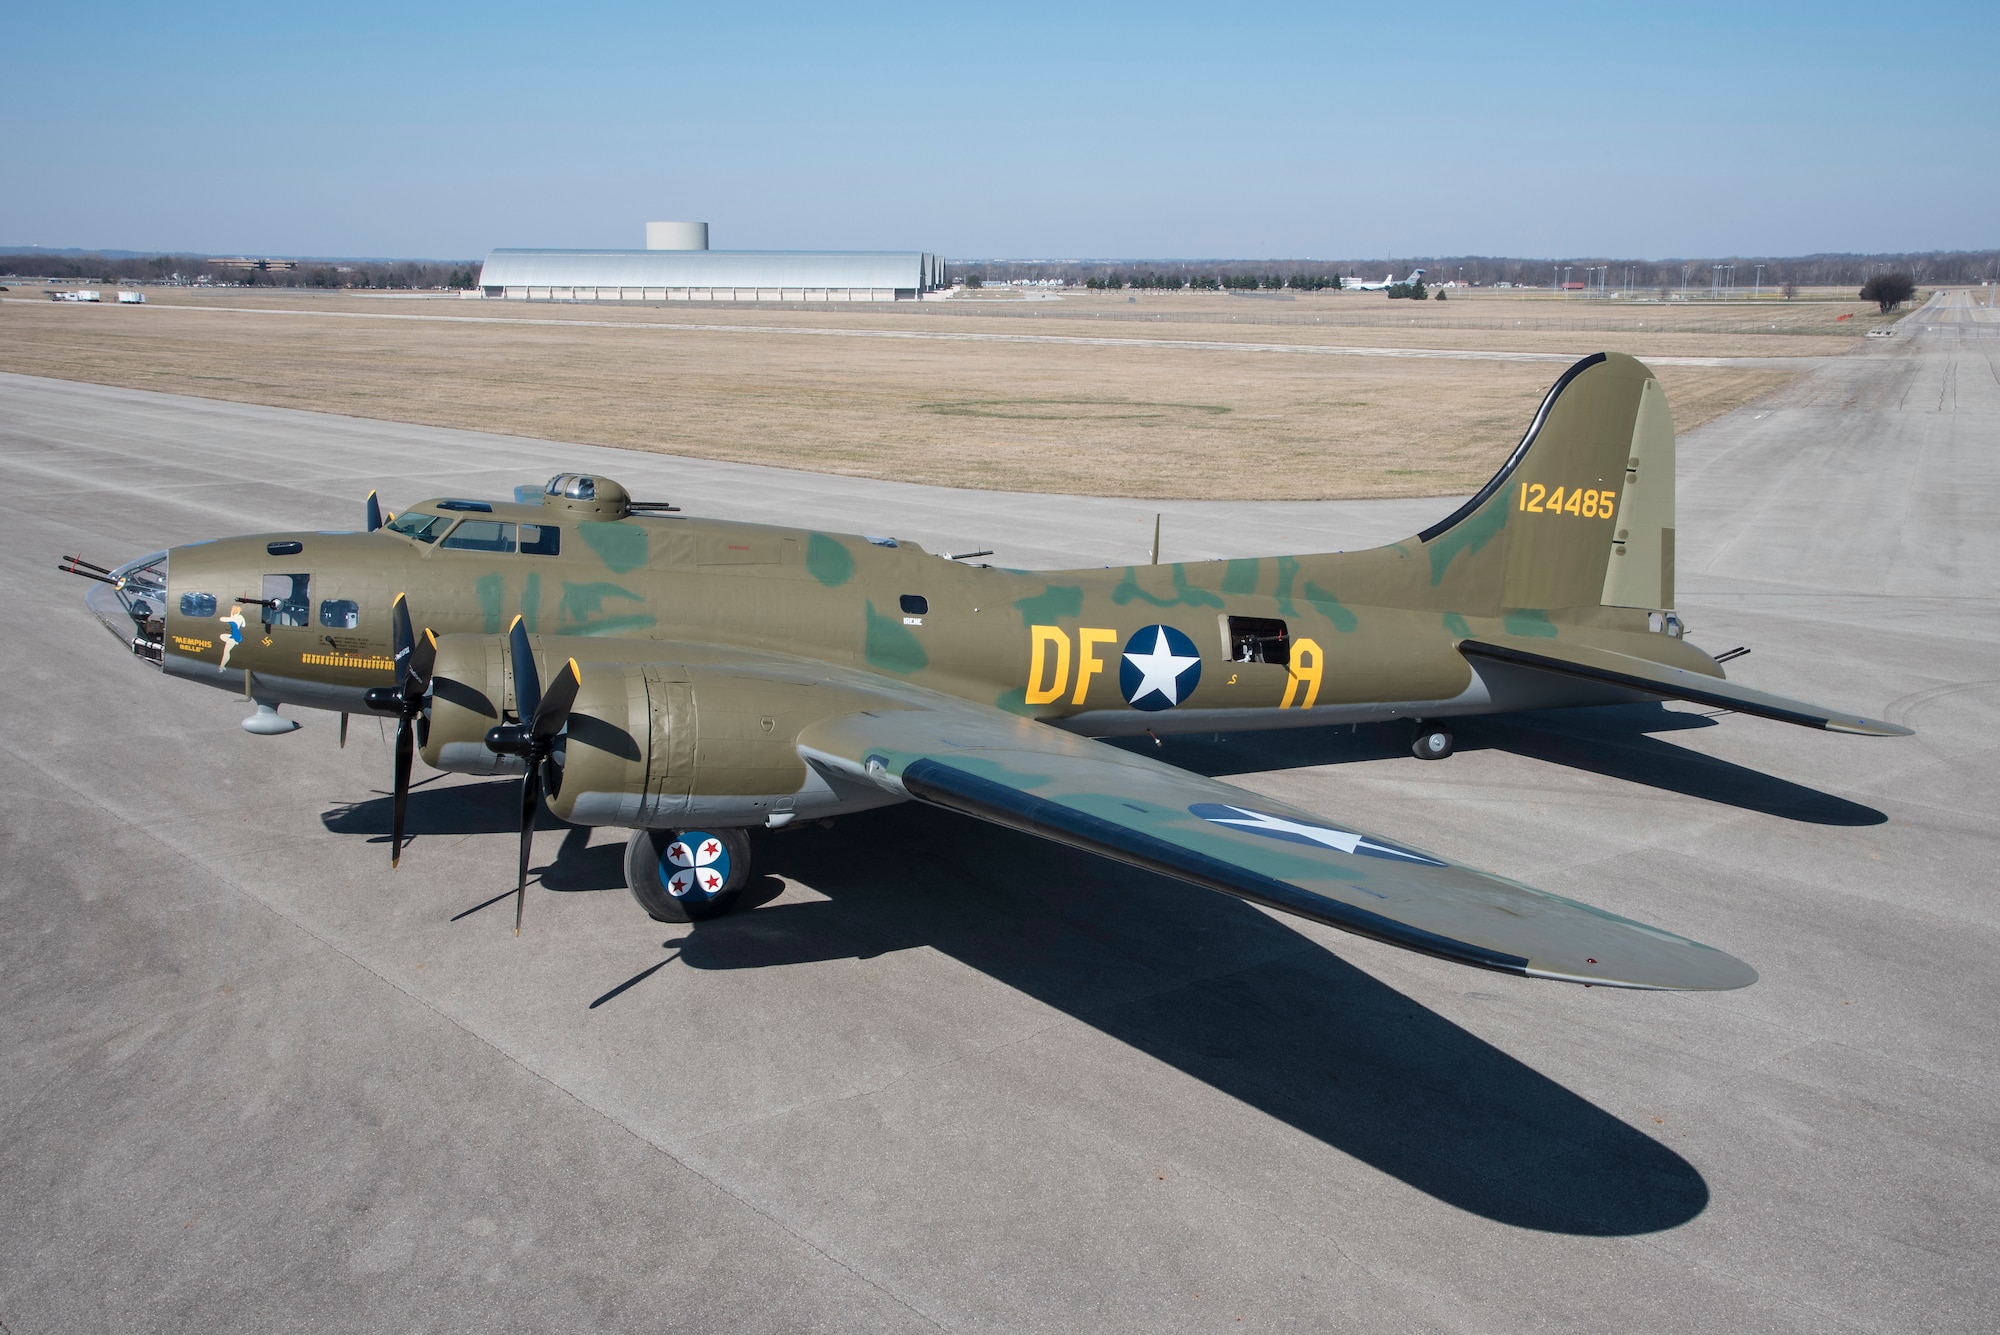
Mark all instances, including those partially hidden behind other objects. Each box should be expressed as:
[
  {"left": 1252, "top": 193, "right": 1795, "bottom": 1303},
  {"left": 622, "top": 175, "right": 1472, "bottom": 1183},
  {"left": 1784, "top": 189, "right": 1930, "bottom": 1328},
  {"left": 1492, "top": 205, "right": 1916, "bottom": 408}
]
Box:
[
  {"left": 385, "top": 512, "right": 453, "bottom": 544},
  {"left": 319, "top": 599, "right": 360, "bottom": 629},
  {"left": 1227, "top": 616, "right": 1290, "bottom": 665},
  {"left": 179, "top": 591, "right": 217, "bottom": 618},
  {"left": 900, "top": 594, "right": 928, "bottom": 616},
  {"left": 261, "top": 573, "right": 312, "bottom": 628},
  {"left": 519, "top": 523, "right": 560, "bottom": 556},
  {"left": 440, "top": 520, "right": 517, "bottom": 553}
]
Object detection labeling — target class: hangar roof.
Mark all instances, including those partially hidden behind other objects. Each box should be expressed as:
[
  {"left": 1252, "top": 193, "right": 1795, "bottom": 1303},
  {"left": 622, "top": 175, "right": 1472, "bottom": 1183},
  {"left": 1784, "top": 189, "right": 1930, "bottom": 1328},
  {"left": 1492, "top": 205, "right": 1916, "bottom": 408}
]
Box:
[{"left": 479, "top": 249, "right": 933, "bottom": 289}]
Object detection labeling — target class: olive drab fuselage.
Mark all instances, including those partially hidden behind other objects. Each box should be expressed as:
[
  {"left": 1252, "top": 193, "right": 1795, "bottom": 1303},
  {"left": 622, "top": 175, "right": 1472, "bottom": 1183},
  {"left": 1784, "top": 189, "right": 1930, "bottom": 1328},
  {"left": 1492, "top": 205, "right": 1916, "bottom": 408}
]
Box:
[{"left": 157, "top": 508, "right": 1708, "bottom": 759}]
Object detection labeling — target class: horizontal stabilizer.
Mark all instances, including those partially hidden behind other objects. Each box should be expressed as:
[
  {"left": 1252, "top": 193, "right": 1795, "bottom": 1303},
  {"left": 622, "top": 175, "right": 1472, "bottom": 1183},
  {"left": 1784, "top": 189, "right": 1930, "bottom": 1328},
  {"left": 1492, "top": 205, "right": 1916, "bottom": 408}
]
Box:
[{"left": 1459, "top": 638, "right": 1912, "bottom": 736}]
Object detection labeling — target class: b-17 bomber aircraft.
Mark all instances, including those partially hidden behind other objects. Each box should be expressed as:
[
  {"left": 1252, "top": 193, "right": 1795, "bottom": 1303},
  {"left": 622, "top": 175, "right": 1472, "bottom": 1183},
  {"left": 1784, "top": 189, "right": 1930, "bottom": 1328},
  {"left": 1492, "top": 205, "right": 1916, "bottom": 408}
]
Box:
[{"left": 64, "top": 352, "right": 1909, "bottom": 993}]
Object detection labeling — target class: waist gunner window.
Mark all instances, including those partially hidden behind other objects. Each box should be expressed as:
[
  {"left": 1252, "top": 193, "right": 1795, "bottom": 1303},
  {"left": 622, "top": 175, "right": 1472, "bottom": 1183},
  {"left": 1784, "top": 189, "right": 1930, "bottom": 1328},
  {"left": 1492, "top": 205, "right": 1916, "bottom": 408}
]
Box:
[{"left": 1227, "top": 616, "right": 1290, "bottom": 665}]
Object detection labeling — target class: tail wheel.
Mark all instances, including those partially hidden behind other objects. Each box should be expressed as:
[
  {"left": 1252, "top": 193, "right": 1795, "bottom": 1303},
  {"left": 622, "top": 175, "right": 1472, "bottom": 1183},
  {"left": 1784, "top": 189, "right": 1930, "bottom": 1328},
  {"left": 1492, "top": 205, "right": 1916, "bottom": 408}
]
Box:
[
  {"left": 1412, "top": 725, "right": 1455, "bottom": 761},
  {"left": 624, "top": 827, "right": 752, "bottom": 923}
]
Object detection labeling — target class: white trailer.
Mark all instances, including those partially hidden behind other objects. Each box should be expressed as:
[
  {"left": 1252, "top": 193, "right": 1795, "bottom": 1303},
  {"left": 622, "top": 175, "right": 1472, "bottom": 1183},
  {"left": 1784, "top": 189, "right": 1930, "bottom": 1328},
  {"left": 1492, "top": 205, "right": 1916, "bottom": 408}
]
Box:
[{"left": 117, "top": 290, "right": 145, "bottom": 304}]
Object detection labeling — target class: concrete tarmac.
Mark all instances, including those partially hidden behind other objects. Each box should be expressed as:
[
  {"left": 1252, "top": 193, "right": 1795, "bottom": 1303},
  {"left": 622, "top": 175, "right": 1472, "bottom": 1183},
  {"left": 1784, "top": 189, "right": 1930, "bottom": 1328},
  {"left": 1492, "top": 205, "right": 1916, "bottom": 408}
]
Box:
[{"left": 3, "top": 292, "right": 1995, "bottom": 1332}]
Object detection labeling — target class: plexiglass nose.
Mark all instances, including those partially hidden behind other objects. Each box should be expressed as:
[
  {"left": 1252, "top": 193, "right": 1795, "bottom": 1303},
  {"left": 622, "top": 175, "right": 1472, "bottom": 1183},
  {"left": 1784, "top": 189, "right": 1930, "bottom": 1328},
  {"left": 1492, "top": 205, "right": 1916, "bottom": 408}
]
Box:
[{"left": 80, "top": 549, "right": 170, "bottom": 665}]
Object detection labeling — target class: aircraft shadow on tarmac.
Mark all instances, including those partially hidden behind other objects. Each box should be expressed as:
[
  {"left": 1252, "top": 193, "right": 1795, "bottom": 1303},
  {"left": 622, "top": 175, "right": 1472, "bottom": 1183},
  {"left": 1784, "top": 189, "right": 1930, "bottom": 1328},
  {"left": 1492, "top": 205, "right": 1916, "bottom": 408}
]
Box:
[
  {"left": 322, "top": 781, "right": 629, "bottom": 888},
  {"left": 323, "top": 774, "right": 1717, "bottom": 1238},
  {"left": 689, "top": 808, "right": 1712, "bottom": 1238},
  {"left": 319, "top": 700, "right": 1882, "bottom": 1238},
  {"left": 1137, "top": 703, "right": 1886, "bottom": 827}
]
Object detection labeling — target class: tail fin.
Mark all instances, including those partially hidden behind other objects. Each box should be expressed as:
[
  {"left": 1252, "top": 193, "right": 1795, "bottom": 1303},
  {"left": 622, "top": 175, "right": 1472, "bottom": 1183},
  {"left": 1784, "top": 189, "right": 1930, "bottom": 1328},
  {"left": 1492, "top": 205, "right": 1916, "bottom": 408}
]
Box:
[{"left": 1415, "top": 352, "right": 1674, "bottom": 614}]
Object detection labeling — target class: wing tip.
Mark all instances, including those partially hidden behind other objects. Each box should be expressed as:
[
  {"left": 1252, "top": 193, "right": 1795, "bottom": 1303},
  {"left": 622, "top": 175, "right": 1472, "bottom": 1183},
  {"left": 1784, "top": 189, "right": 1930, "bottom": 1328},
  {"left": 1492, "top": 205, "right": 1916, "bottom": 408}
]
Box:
[
  {"left": 1827, "top": 718, "right": 1915, "bottom": 737},
  {"left": 1526, "top": 955, "right": 1759, "bottom": 992}
]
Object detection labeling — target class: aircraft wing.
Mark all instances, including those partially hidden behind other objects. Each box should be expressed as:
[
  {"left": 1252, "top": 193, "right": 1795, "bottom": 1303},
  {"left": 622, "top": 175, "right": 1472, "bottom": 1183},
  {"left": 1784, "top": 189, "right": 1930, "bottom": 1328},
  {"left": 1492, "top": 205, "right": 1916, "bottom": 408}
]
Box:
[
  {"left": 1458, "top": 637, "right": 1912, "bottom": 736},
  {"left": 798, "top": 698, "right": 1756, "bottom": 991}
]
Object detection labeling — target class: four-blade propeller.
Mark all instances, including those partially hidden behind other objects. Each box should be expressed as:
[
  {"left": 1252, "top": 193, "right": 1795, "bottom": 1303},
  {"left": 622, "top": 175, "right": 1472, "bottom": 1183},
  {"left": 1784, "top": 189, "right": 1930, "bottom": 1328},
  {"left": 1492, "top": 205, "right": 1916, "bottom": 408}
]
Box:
[
  {"left": 483, "top": 616, "right": 580, "bottom": 935},
  {"left": 361, "top": 593, "right": 436, "bottom": 869}
]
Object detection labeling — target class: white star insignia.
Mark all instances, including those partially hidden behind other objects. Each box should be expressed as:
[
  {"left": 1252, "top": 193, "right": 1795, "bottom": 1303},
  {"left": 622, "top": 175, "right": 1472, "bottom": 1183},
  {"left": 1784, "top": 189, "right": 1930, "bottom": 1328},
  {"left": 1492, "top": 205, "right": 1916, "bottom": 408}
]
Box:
[
  {"left": 1201, "top": 805, "right": 1444, "bottom": 865},
  {"left": 1204, "top": 806, "right": 1368, "bottom": 854},
  {"left": 1123, "top": 627, "right": 1201, "bottom": 706}
]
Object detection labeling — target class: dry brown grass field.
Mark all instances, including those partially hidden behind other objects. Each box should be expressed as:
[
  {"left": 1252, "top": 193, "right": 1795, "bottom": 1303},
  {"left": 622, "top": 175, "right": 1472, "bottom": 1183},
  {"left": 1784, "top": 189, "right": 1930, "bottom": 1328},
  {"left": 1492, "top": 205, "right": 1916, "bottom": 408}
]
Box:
[{"left": 0, "top": 284, "right": 1871, "bottom": 499}]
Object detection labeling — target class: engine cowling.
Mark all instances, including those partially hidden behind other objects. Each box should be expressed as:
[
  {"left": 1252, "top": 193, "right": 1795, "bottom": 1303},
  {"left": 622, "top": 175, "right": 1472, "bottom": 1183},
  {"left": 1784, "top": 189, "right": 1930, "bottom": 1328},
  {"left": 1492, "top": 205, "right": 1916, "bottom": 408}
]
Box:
[
  {"left": 422, "top": 633, "right": 522, "bottom": 776},
  {"left": 421, "top": 633, "right": 898, "bottom": 828}
]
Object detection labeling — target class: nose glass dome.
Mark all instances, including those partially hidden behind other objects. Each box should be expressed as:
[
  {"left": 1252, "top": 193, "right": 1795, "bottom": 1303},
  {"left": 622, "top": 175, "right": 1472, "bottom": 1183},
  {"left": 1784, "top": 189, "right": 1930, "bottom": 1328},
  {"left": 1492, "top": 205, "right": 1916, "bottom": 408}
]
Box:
[{"left": 84, "top": 550, "right": 169, "bottom": 664}]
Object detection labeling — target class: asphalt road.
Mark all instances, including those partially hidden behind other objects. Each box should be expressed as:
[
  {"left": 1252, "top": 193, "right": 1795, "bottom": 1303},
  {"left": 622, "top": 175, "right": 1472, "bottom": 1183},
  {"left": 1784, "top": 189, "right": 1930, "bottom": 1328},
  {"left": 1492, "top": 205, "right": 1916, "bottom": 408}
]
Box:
[{"left": 3, "top": 293, "right": 1994, "bottom": 1333}]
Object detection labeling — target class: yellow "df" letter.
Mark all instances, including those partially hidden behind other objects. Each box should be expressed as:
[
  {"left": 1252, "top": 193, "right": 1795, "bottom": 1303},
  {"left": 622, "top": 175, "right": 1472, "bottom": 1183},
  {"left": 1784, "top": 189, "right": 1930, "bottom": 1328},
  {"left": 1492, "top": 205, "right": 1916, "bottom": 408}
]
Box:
[
  {"left": 1026, "top": 625, "right": 1072, "bottom": 704},
  {"left": 1073, "top": 628, "right": 1117, "bottom": 704}
]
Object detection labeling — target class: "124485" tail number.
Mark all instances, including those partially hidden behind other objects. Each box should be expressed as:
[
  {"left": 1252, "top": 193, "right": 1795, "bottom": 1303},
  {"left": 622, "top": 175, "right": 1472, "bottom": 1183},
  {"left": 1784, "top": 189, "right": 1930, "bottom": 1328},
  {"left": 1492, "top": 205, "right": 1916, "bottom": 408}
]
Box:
[{"left": 1520, "top": 483, "right": 1618, "bottom": 518}]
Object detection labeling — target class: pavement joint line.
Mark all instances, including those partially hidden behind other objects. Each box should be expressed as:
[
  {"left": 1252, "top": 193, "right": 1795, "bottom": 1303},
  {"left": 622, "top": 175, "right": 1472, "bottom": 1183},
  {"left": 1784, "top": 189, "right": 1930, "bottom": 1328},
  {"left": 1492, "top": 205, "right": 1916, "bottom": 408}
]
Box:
[
  {"left": 679, "top": 1014, "right": 1074, "bottom": 1151},
  {"left": 1629, "top": 1210, "right": 1885, "bottom": 1335},
  {"left": 0, "top": 733, "right": 958, "bottom": 1335},
  {"left": 0, "top": 297, "right": 1830, "bottom": 369}
]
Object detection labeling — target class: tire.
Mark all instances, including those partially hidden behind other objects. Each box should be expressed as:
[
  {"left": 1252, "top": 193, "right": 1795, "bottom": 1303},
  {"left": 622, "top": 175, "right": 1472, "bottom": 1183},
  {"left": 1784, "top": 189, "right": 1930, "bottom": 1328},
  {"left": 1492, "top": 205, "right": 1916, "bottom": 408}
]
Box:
[
  {"left": 625, "top": 827, "right": 752, "bottom": 923},
  {"left": 1411, "top": 726, "right": 1455, "bottom": 761}
]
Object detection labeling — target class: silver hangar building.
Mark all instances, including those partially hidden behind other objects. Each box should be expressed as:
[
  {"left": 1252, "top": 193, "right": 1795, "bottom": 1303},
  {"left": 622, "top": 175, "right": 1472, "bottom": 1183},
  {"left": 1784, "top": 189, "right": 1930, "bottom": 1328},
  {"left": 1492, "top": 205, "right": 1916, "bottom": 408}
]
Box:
[{"left": 477, "top": 220, "right": 947, "bottom": 303}]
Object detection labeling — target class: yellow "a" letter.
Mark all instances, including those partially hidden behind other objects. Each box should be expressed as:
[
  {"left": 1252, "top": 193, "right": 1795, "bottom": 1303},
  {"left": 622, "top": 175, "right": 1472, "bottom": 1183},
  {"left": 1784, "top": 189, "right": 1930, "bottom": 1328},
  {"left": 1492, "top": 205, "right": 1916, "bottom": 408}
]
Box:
[
  {"left": 1026, "top": 625, "right": 1072, "bottom": 704},
  {"left": 1280, "top": 637, "right": 1324, "bottom": 709}
]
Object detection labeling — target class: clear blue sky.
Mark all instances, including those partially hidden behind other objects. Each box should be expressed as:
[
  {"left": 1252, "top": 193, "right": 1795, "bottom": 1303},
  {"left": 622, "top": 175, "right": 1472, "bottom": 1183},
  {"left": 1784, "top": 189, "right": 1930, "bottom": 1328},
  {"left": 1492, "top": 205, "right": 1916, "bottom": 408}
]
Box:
[{"left": 4, "top": 1, "right": 1993, "bottom": 260}]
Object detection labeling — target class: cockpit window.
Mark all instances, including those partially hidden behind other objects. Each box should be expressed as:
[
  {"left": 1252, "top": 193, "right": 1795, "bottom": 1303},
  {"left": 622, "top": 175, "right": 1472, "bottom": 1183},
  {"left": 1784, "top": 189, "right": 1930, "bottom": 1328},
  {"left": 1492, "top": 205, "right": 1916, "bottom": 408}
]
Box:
[
  {"left": 440, "top": 520, "right": 517, "bottom": 553},
  {"left": 520, "top": 523, "right": 560, "bottom": 556},
  {"left": 385, "top": 511, "right": 453, "bottom": 544},
  {"left": 261, "top": 574, "right": 311, "bottom": 628},
  {"left": 319, "top": 599, "right": 360, "bottom": 629}
]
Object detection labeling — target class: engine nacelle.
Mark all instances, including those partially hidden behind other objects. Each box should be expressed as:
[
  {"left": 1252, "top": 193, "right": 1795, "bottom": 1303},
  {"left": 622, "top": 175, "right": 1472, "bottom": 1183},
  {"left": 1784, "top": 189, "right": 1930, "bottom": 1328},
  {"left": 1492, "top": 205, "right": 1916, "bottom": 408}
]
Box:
[
  {"left": 421, "top": 633, "right": 898, "bottom": 828},
  {"left": 549, "top": 659, "right": 897, "bottom": 829},
  {"left": 422, "top": 633, "right": 523, "bottom": 776}
]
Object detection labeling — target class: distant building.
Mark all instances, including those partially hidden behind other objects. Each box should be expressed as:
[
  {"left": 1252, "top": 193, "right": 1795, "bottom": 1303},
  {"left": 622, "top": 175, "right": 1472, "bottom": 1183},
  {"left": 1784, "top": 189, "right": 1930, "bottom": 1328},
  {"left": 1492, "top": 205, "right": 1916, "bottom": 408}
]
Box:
[
  {"left": 208, "top": 258, "right": 298, "bottom": 272},
  {"left": 477, "top": 221, "right": 947, "bottom": 303}
]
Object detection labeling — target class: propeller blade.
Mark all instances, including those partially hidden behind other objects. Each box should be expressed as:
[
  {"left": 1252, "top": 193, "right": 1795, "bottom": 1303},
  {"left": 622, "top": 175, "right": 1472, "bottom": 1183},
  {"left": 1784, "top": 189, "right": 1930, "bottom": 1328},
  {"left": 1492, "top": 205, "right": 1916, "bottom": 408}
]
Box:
[
  {"left": 514, "top": 763, "right": 541, "bottom": 935},
  {"left": 507, "top": 615, "right": 541, "bottom": 725},
  {"left": 409, "top": 627, "right": 437, "bottom": 694},
  {"left": 391, "top": 594, "right": 415, "bottom": 694},
  {"left": 377, "top": 595, "right": 435, "bottom": 869},
  {"left": 392, "top": 712, "right": 414, "bottom": 869},
  {"left": 532, "top": 659, "right": 581, "bottom": 739},
  {"left": 339, "top": 711, "right": 349, "bottom": 748},
  {"left": 365, "top": 491, "right": 384, "bottom": 533}
]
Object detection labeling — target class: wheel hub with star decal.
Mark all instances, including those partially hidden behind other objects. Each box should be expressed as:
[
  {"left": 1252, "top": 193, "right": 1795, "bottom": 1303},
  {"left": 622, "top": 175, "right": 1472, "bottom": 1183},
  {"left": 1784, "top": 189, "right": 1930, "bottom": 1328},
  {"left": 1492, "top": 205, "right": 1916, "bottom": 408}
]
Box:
[{"left": 624, "top": 826, "right": 753, "bottom": 923}]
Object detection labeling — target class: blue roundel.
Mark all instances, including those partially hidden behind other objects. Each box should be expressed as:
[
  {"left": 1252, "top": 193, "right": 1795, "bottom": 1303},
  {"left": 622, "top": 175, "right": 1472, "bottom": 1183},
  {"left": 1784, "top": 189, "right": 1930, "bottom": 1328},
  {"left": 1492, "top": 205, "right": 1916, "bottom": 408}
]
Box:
[{"left": 1119, "top": 624, "right": 1203, "bottom": 712}]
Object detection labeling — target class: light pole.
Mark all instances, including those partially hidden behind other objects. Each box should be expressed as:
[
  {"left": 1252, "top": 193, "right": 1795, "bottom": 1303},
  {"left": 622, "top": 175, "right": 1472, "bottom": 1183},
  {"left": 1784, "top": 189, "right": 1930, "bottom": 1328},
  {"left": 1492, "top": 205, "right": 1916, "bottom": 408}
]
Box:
[{"left": 1753, "top": 263, "right": 1764, "bottom": 299}]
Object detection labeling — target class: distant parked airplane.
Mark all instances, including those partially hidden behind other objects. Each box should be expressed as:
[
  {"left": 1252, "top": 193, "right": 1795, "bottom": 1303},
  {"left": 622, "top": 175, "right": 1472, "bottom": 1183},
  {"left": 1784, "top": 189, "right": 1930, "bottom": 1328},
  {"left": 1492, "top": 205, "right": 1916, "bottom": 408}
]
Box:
[{"left": 1346, "top": 268, "right": 1425, "bottom": 292}]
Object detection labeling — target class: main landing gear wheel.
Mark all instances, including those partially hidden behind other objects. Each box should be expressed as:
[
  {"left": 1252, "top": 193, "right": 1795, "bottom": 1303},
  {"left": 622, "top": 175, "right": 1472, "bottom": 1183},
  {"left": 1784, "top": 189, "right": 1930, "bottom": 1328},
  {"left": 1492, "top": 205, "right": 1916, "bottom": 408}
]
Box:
[
  {"left": 1411, "top": 724, "right": 1455, "bottom": 760},
  {"left": 625, "top": 827, "right": 752, "bottom": 923}
]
